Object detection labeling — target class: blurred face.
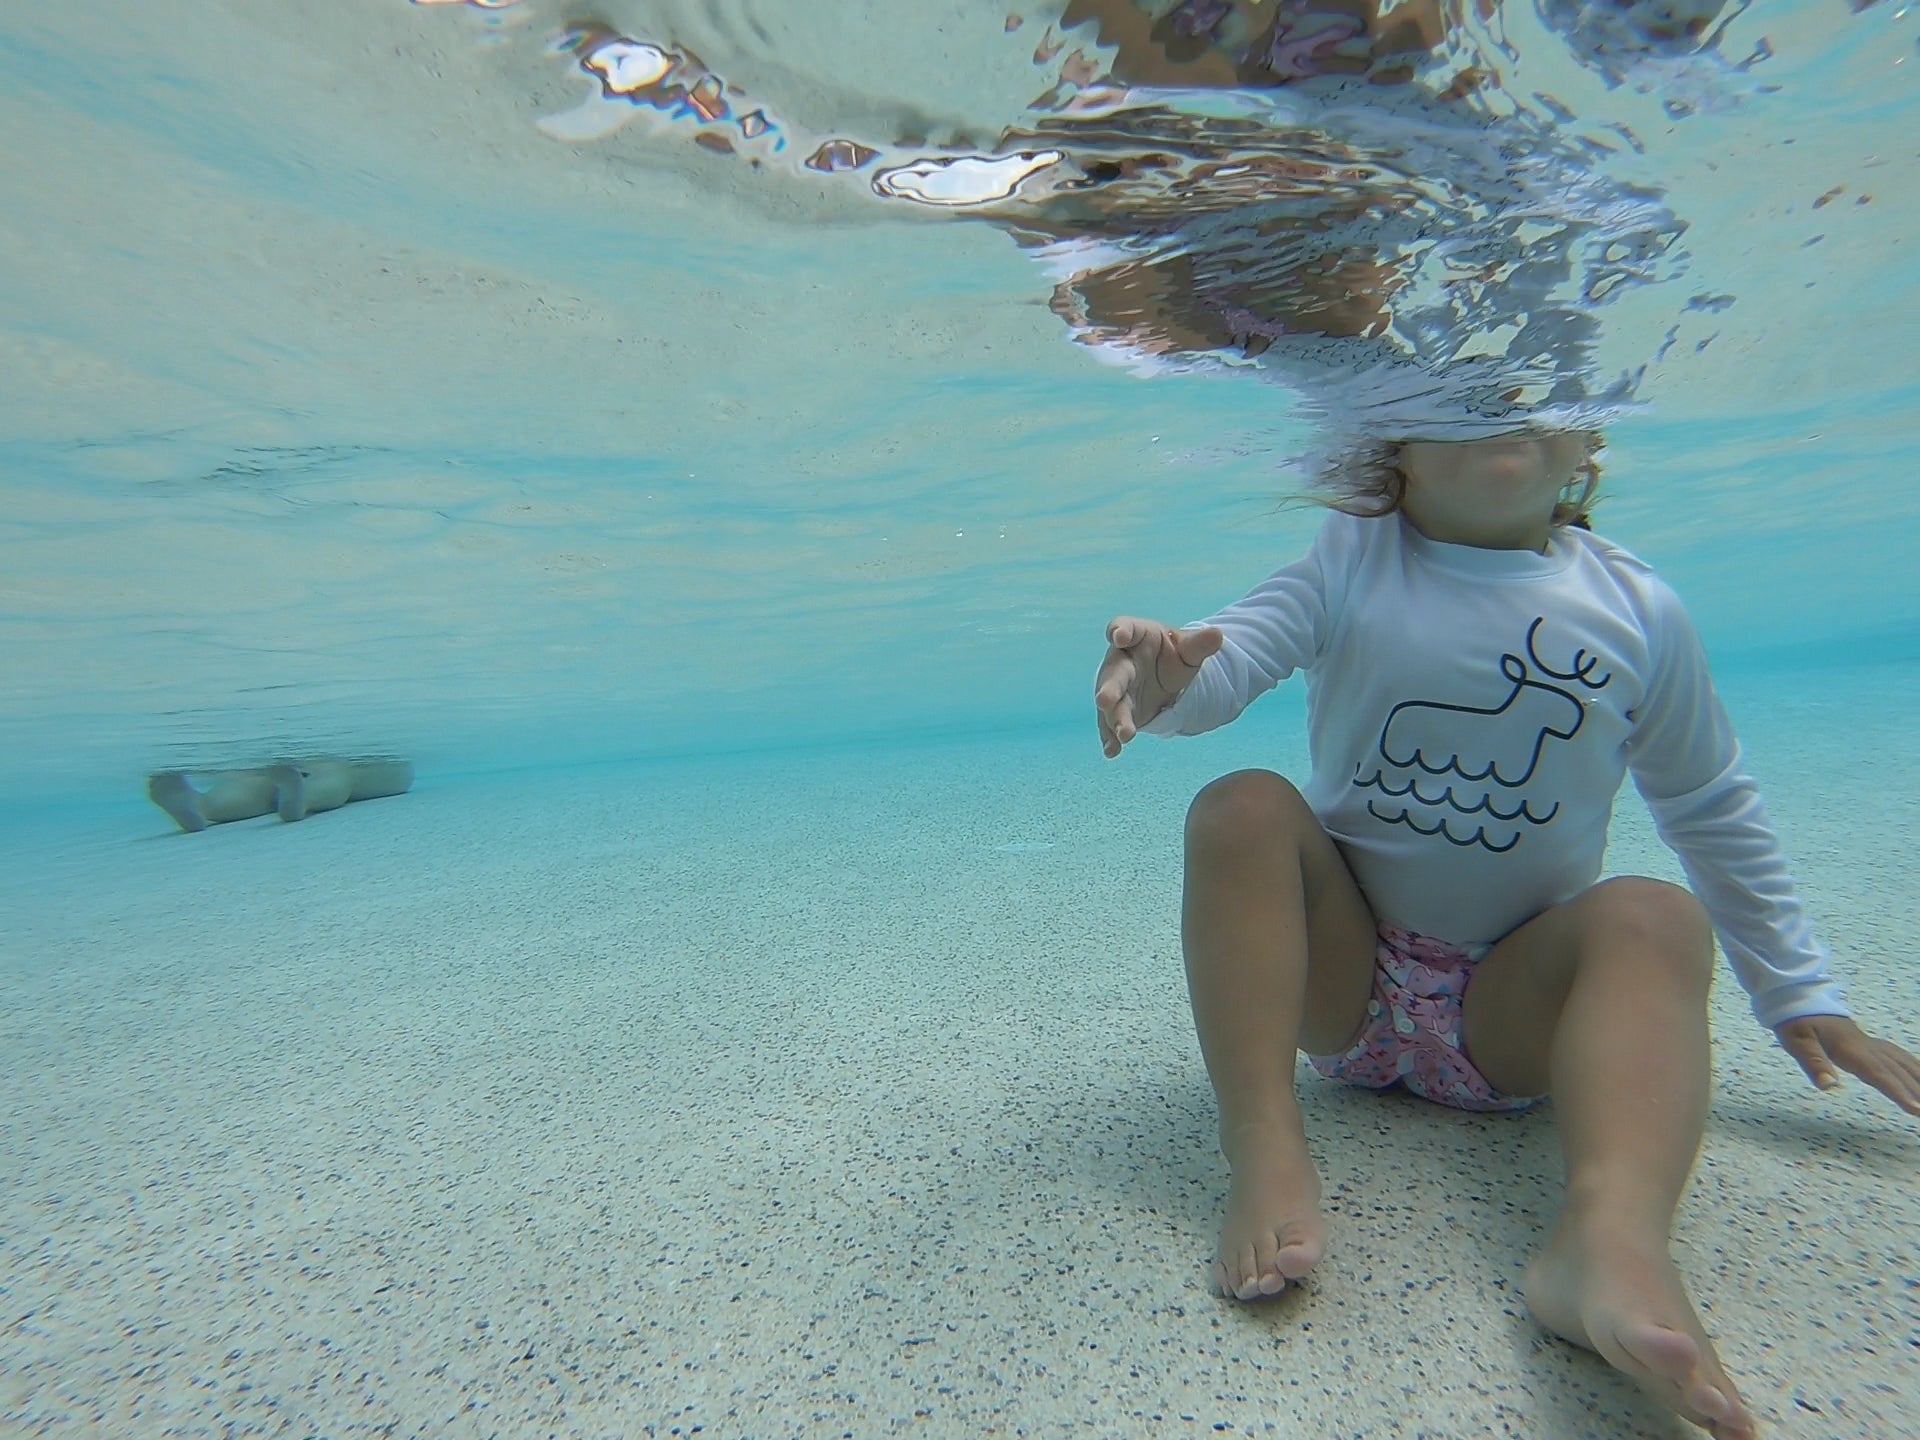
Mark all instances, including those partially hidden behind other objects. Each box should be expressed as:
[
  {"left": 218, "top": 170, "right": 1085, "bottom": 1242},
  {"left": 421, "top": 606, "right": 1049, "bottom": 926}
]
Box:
[
  {"left": 1539, "top": 0, "right": 1727, "bottom": 61},
  {"left": 1397, "top": 432, "right": 1590, "bottom": 550},
  {"left": 1629, "top": 0, "right": 1726, "bottom": 45}
]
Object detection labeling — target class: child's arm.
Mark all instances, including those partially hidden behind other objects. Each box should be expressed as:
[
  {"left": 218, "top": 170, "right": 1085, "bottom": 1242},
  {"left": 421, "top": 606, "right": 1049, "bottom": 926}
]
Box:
[
  {"left": 1095, "top": 618, "right": 1225, "bottom": 756},
  {"left": 1098, "top": 512, "right": 1354, "bottom": 753},
  {"left": 1626, "top": 583, "right": 1920, "bottom": 1115}
]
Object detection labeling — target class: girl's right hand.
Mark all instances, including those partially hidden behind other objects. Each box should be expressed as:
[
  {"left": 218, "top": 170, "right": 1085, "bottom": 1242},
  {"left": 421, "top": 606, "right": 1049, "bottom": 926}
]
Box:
[{"left": 1094, "top": 616, "right": 1225, "bottom": 758}]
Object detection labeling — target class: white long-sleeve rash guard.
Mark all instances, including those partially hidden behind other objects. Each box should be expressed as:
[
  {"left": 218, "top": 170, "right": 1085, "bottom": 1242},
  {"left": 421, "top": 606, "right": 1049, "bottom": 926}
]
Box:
[{"left": 1144, "top": 510, "right": 1848, "bottom": 1032}]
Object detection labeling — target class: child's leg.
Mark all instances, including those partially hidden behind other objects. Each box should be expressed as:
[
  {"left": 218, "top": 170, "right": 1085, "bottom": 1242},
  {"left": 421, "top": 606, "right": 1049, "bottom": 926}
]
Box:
[
  {"left": 1181, "top": 769, "right": 1379, "bottom": 1300},
  {"left": 147, "top": 772, "right": 208, "bottom": 831},
  {"left": 148, "top": 769, "right": 280, "bottom": 830},
  {"left": 1461, "top": 877, "right": 1756, "bottom": 1440},
  {"left": 345, "top": 758, "right": 414, "bottom": 802},
  {"left": 267, "top": 759, "right": 354, "bottom": 821},
  {"left": 200, "top": 770, "right": 282, "bottom": 824}
]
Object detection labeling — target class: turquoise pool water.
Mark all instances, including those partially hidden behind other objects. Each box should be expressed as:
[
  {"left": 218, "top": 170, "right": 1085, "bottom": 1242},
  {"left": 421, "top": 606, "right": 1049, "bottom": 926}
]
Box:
[
  {"left": 3, "top": 3, "right": 1917, "bottom": 1438},
  {"left": 3, "top": 0, "right": 1917, "bottom": 795}
]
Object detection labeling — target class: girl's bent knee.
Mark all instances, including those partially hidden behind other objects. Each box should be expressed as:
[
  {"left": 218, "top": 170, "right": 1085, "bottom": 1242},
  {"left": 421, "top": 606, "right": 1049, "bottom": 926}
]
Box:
[
  {"left": 1186, "top": 770, "right": 1311, "bottom": 852},
  {"left": 1585, "top": 877, "right": 1714, "bottom": 976}
]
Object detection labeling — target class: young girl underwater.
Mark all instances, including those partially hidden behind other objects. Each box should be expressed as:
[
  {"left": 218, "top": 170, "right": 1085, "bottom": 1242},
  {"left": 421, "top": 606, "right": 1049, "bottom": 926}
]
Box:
[{"left": 1092, "top": 430, "right": 1920, "bottom": 1439}]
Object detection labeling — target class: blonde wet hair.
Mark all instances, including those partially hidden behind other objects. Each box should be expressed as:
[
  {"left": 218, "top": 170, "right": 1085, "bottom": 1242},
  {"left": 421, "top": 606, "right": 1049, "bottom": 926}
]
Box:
[{"left": 1304, "top": 432, "right": 1605, "bottom": 531}]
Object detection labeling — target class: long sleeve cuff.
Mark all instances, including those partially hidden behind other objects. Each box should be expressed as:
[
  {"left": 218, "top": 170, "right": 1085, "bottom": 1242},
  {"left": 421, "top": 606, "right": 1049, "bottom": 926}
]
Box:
[{"left": 1750, "top": 976, "right": 1851, "bottom": 1032}]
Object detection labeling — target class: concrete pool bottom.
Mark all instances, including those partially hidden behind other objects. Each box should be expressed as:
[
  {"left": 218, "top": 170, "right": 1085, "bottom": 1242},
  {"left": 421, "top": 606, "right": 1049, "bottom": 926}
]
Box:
[{"left": 2, "top": 663, "right": 1914, "bottom": 1439}]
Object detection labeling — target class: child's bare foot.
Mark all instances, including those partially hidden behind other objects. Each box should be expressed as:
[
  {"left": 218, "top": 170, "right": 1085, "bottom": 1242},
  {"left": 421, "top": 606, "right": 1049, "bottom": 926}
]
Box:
[
  {"left": 147, "top": 772, "right": 207, "bottom": 832},
  {"left": 1523, "top": 1209, "right": 1756, "bottom": 1439},
  {"left": 1212, "top": 1112, "right": 1327, "bottom": 1301}
]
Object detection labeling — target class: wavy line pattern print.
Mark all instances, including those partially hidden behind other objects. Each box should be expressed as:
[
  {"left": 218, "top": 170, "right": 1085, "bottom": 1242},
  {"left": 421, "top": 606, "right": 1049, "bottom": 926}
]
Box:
[{"left": 1353, "top": 617, "right": 1611, "bottom": 852}]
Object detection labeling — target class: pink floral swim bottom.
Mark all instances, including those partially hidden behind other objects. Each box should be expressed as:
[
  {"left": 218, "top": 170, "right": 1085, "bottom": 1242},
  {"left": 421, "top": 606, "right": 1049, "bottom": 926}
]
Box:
[{"left": 1307, "top": 924, "right": 1546, "bottom": 1113}]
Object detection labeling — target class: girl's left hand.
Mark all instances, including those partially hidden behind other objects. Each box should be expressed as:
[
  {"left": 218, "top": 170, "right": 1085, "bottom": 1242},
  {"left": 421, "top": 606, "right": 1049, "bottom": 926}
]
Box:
[{"left": 1775, "top": 1015, "right": 1920, "bottom": 1116}]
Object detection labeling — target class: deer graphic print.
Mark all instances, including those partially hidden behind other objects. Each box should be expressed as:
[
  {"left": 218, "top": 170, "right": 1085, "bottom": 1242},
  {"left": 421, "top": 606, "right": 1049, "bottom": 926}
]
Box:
[{"left": 1352, "top": 617, "right": 1613, "bottom": 853}]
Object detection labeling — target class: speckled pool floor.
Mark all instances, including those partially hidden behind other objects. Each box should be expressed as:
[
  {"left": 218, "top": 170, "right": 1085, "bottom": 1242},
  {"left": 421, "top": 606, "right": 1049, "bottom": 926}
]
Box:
[{"left": 2, "top": 662, "right": 1915, "bottom": 1439}]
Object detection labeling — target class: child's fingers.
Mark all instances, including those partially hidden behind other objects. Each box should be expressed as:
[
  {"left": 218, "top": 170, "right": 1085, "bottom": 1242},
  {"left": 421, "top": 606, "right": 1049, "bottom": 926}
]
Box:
[
  {"left": 1094, "top": 653, "right": 1137, "bottom": 715},
  {"left": 1878, "top": 1062, "right": 1920, "bottom": 1116},
  {"left": 1778, "top": 1029, "right": 1841, "bottom": 1090},
  {"left": 1171, "top": 624, "right": 1224, "bottom": 667},
  {"left": 1094, "top": 673, "right": 1136, "bottom": 751},
  {"left": 1848, "top": 1041, "right": 1920, "bottom": 1116},
  {"left": 1097, "top": 703, "right": 1133, "bottom": 756}
]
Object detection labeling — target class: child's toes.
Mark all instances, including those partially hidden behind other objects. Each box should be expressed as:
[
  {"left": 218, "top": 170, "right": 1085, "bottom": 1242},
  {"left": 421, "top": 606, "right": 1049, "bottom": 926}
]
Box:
[
  {"left": 1216, "top": 1244, "right": 1287, "bottom": 1300},
  {"left": 1211, "top": 1259, "right": 1236, "bottom": 1297},
  {"left": 1220, "top": 1245, "right": 1262, "bottom": 1300},
  {"left": 1247, "top": 1236, "right": 1289, "bottom": 1295},
  {"left": 1233, "top": 1263, "right": 1265, "bottom": 1300}
]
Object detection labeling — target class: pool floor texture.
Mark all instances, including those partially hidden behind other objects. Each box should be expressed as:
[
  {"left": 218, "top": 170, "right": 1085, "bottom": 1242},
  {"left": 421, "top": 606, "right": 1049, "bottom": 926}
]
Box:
[{"left": 2, "top": 664, "right": 1915, "bottom": 1439}]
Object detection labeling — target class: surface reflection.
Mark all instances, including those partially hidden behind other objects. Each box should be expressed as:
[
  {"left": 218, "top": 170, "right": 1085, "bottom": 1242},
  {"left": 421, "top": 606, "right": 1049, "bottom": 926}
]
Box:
[{"left": 492, "top": 0, "right": 1770, "bottom": 445}]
